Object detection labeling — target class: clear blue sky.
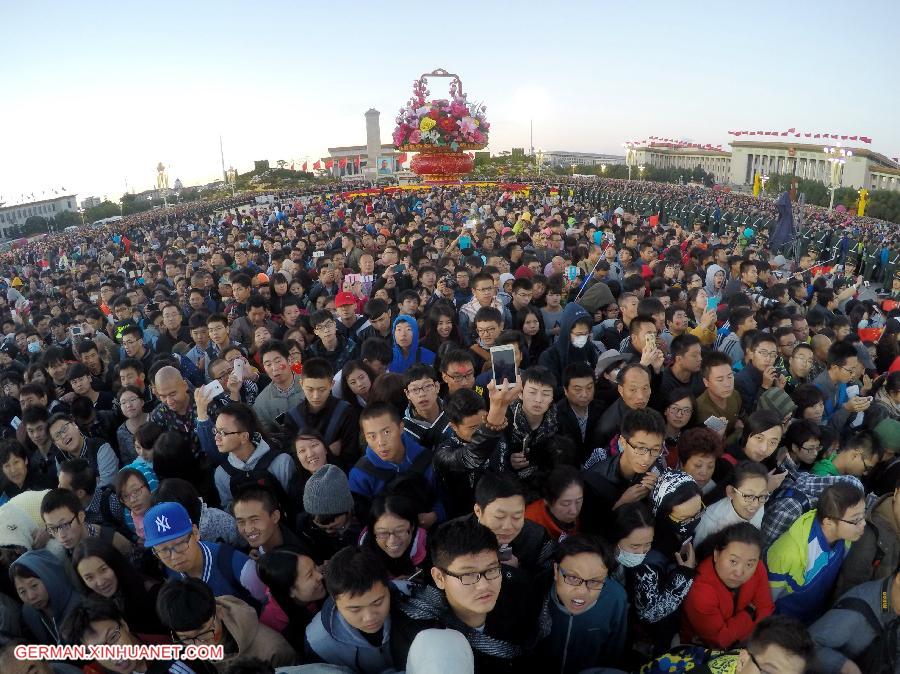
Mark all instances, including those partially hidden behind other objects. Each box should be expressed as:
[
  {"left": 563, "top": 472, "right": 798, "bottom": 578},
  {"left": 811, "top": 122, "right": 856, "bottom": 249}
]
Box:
[{"left": 2, "top": 0, "right": 898, "bottom": 203}]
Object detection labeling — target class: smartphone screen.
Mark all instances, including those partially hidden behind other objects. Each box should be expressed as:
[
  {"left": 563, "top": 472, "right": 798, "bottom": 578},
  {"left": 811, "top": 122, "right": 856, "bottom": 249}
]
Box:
[
  {"left": 706, "top": 296, "right": 719, "bottom": 311},
  {"left": 459, "top": 235, "right": 471, "bottom": 249},
  {"left": 393, "top": 264, "right": 406, "bottom": 274},
  {"left": 491, "top": 346, "right": 517, "bottom": 385},
  {"left": 679, "top": 537, "right": 693, "bottom": 558},
  {"left": 567, "top": 266, "right": 579, "bottom": 281}
]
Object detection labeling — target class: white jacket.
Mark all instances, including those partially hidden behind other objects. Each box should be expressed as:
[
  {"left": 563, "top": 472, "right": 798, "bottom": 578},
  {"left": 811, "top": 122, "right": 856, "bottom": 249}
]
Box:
[{"left": 694, "top": 495, "right": 764, "bottom": 548}]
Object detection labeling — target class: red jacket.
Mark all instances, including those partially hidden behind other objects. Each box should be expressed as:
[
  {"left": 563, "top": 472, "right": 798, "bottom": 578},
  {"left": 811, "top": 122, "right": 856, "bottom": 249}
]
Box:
[{"left": 681, "top": 555, "right": 774, "bottom": 648}]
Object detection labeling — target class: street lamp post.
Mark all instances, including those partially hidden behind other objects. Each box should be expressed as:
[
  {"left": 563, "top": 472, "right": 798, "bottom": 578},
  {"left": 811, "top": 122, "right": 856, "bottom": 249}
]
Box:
[
  {"left": 760, "top": 173, "right": 769, "bottom": 194},
  {"left": 824, "top": 144, "right": 852, "bottom": 212},
  {"left": 600, "top": 164, "right": 607, "bottom": 175},
  {"left": 571, "top": 163, "right": 577, "bottom": 177},
  {"left": 623, "top": 143, "right": 637, "bottom": 181},
  {"left": 77, "top": 208, "right": 85, "bottom": 227},
  {"left": 638, "top": 164, "right": 645, "bottom": 181},
  {"left": 536, "top": 148, "right": 544, "bottom": 176}
]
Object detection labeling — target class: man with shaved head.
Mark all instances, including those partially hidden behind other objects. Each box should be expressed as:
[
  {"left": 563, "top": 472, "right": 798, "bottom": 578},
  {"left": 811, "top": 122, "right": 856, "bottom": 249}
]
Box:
[{"left": 148, "top": 365, "right": 205, "bottom": 461}]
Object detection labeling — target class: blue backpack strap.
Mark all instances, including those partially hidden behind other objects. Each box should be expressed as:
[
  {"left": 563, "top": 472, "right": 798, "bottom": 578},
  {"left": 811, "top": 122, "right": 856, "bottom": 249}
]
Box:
[
  {"left": 287, "top": 405, "right": 306, "bottom": 430},
  {"left": 213, "top": 544, "right": 258, "bottom": 610},
  {"left": 322, "top": 400, "right": 351, "bottom": 446}
]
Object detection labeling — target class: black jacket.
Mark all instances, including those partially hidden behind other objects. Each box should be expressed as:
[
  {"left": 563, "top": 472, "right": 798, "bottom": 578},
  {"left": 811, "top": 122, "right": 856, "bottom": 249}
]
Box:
[
  {"left": 433, "top": 426, "right": 503, "bottom": 519},
  {"left": 555, "top": 399, "right": 606, "bottom": 465}
]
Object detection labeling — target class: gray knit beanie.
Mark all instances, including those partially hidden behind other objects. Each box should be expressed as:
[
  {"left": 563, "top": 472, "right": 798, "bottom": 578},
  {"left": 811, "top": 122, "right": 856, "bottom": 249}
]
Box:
[{"left": 303, "top": 465, "right": 355, "bottom": 516}]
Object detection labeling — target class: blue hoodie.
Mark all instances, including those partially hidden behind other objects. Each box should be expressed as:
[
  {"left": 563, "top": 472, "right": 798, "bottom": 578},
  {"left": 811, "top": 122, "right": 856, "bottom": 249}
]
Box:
[
  {"left": 537, "top": 578, "right": 629, "bottom": 673},
  {"left": 10, "top": 549, "right": 83, "bottom": 644},
  {"left": 305, "top": 584, "right": 406, "bottom": 673},
  {"left": 388, "top": 314, "right": 435, "bottom": 373},
  {"left": 348, "top": 434, "right": 445, "bottom": 521},
  {"left": 538, "top": 302, "right": 599, "bottom": 393}
]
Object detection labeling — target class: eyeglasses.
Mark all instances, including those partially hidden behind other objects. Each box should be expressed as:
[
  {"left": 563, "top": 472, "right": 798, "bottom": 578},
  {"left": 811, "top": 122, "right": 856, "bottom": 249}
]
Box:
[
  {"left": 51, "top": 422, "right": 73, "bottom": 442},
  {"left": 837, "top": 364, "right": 856, "bottom": 376},
  {"left": 558, "top": 567, "right": 606, "bottom": 591},
  {"left": 732, "top": 487, "right": 770, "bottom": 505},
  {"left": 153, "top": 533, "right": 194, "bottom": 559},
  {"left": 174, "top": 623, "right": 216, "bottom": 645},
  {"left": 121, "top": 484, "right": 147, "bottom": 503},
  {"left": 669, "top": 505, "right": 705, "bottom": 523},
  {"left": 406, "top": 382, "right": 436, "bottom": 396},
  {"left": 747, "top": 650, "right": 772, "bottom": 674},
  {"left": 624, "top": 438, "right": 662, "bottom": 459},
  {"left": 838, "top": 516, "right": 866, "bottom": 527},
  {"left": 374, "top": 527, "right": 411, "bottom": 543},
  {"left": 754, "top": 350, "right": 778, "bottom": 360},
  {"left": 213, "top": 428, "right": 244, "bottom": 438},
  {"left": 798, "top": 443, "right": 821, "bottom": 454},
  {"left": 446, "top": 370, "right": 475, "bottom": 383},
  {"left": 856, "top": 451, "right": 875, "bottom": 473},
  {"left": 476, "top": 326, "right": 499, "bottom": 335},
  {"left": 45, "top": 513, "right": 78, "bottom": 536},
  {"left": 440, "top": 565, "right": 502, "bottom": 585},
  {"left": 314, "top": 321, "right": 336, "bottom": 332},
  {"left": 667, "top": 405, "right": 692, "bottom": 417}
]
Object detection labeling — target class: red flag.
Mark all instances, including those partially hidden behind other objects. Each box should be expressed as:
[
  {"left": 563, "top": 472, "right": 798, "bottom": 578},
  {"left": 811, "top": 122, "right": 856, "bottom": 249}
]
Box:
[
  {"left": 338, "top": 158, "right": 347, "bottom": 168},
  {"left": 397, "top": 152, "right": 408, "bottom": 163},
  {"left": 313, "top": 160, "right": 321, "bottom": 170},
  {"left": 804, "top": 133, "right": 811, "bottom": 137},
  {"left": 302, "top": 161, "right": 308, "bottom": 171},
  {"left": 787, "top": 128, "right": 796, "bottom": 133},
  {"left": 324, "top": 158, "right": 334, "bottom": 169},
  {"left": 749, "top": 131, "right": 756, "bottom": 135},
  {"left": 795, "top": 134, "right": 800, "bottom": 137},
  {"left": 831, "top": 134, "right": 839, "bottom": 139},
  {"left": 781, "top": 132, "right": 788, "bottom": 136},
  {"left": 860, "top": 136, "right": 872, "bottom": 143},
  {"left": 840, "top": 135, "right": 848, "bottom": 140},
  {"left": 849, "top": 136, "right": 858, "bottom": 141},
  {"left": 814, "top": 134, "right": 821, "bottom": 138}
]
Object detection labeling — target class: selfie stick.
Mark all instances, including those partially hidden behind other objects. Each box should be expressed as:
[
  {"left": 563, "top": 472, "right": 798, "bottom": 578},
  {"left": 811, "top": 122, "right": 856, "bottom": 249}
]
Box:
[{"left": 573, "top": 253, "right": 605, "bottom": 302}]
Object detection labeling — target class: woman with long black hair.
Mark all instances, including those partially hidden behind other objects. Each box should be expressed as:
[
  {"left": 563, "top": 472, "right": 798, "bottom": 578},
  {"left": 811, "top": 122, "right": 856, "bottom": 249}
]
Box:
[
  {"left": 358, "top": 493, "right": 429, "bottom": 580},
  {"left": 513, "top": 305, "right": 551, "bottom": 368},
  {"left": 256, "top": 545, "right": 327, "bottom": 652},
  {"left": 72, "top": 537, "right": 167, "bottom": 639}
]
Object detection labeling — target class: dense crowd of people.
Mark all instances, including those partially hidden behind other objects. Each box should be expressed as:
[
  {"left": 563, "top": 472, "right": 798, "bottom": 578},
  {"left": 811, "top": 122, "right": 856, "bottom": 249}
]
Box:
[{"left": 1, "top": 177, "right": 900, "bottom": 674}]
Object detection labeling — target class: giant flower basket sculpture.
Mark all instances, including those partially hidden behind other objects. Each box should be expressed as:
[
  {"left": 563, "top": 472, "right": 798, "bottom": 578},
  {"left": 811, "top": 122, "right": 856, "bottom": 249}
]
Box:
[{"left": 393, "top": 68, "right": 489, "bottom": 183}]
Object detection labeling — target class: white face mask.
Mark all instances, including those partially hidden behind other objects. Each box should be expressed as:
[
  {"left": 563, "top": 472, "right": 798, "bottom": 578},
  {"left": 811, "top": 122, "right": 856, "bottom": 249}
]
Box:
[
  {"left": 571, "top": 335, "right": 589, "bottom": 349},
  {"left": 616, "top": 547, "right": 647, "bottom": 568}
]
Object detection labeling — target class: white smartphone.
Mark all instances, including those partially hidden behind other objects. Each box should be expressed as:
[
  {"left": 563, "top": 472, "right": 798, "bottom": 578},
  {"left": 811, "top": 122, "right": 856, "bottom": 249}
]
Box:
[
  {"left": 312, "top": 251, "right": 325, "bottom": 259},
  {"left": 233, "top": 358, "right": 245, "bottom": 379},
  {"left": 490, "top": 345, "right": 517, "bottom": 386},
  {"left": 704, "top": 416, "right": 727, "bottom": 434},
  {"left": 203, "top": 380, "right": 224, "bottom": 398}
]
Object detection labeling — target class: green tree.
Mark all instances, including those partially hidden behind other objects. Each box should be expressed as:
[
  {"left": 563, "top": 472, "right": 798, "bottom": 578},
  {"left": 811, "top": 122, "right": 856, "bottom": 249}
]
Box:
[
  {"left": 84, "top": 201, "right": 122, "bottom": 222},
  {"left": 868, "top": 190, "right": 900, "bottom": 223},
  {"left": 52, "top": 211, "right": 81, "bottom": 228},
  {"left": 23, "top": 216, "right": 48, "bottom": 236}
]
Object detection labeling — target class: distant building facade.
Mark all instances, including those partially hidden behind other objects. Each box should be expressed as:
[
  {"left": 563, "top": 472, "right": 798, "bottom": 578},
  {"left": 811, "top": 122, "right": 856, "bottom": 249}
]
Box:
[
  {"left": 0, "top": 194, "right": 78, "bottom": 235},
  {"left": 631, "top": 145, "right": 732, "bottom": 184},
  {"left": 544, "top": 151, "right": 625, "bottom": 168},
  {"left": 729, "top": 141, "right": 900, "bottom": 192}
]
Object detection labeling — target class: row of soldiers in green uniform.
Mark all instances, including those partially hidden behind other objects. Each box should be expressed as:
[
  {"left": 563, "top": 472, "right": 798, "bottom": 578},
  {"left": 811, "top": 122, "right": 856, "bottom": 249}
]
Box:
[{"left": 540, "top": 184, "right": 900, "bottom": 286}]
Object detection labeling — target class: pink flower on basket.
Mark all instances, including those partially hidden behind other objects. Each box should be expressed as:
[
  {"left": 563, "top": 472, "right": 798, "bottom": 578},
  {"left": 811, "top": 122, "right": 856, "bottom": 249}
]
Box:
[
  {"left": 450, "top": 102, "right": 468, "bottom": 117},
  {"left": 459, "top": 116, "right": 478, "bottom": 136},
  {"left": 408, "top": 129, "right": 422, "bottom": 144}
]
